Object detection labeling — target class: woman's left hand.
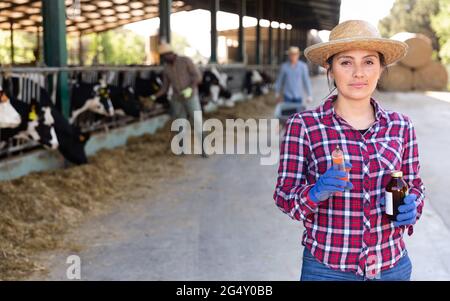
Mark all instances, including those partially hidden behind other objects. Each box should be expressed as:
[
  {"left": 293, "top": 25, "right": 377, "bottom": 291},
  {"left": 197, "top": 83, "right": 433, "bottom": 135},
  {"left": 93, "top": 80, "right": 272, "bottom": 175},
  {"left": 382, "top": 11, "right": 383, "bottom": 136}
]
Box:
[
  {"left": 379, "top": 194, "right": 418, "bottom": 227},
  {"left": 394, "top": 194, "right": 418, "bottom": 227}
]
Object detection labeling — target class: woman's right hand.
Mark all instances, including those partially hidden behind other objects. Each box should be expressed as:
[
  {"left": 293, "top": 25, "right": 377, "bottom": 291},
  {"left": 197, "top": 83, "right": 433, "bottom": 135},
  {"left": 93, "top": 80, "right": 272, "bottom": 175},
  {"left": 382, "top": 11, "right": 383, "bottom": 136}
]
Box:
[{"left": 309, "top": 162, "right": 353, "bottom": 203}]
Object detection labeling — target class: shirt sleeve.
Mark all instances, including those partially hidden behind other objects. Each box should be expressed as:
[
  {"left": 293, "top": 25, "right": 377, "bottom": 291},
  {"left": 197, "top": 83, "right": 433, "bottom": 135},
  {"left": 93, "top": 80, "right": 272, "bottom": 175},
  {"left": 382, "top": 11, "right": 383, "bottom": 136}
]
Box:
[
  {"left": 301, "top": 63, "right": 312, "bottom": 97},
  {"left": 159, "top": 70, "right": 170, "bottom": 95},
  {"left": 274, "top": 64, "right": 285, "bottom": 97},
  {"left": 185, "top": 57, "right": 202, "bottom": 87},
  {"left": 401, "top": 118, "right": 425, "bottom": 236},
  {"left": 273, "top": 114, "right": 318, "bottom": 221}
]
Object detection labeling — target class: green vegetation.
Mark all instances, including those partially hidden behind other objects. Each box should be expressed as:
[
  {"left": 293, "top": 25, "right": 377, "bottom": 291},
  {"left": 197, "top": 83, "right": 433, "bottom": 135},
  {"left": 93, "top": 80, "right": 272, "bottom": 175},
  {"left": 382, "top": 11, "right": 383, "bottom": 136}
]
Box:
[
  {"left": 0, "top": 30, "right": 37, "bottom": 65},
  {"left": 379, "top": 0, "right": 450, "bottom": 64},
  {"left": 431, "top": 0, "right": 450, "bottom": 65},
  {"left": 1, "top": 27, "right": 146, "bottom": 66}
]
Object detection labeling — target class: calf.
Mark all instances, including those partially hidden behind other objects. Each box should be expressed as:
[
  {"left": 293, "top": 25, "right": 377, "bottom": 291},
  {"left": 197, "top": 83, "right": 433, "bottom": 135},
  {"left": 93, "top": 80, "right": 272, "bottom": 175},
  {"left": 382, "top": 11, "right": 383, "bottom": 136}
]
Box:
[
  {"left": 37, "top": 88, "right": 91, "bottom": 165},
  {"left": 244, "top": 70, "right": 271, "bottom": 96},
  {"left": 0, "top": 90, "right": 58, "bottom": 151},
  {"left": 108, "top": 85, "right": 141, "bottom": 118},
  {"left": 1, "top": 78, "right": 89, "bottom": 165},
  {"left": 199, "top": 67, "right": 233, "bottom": 108},
  {"left": 134, "top": 71, "right": 170, "bottom": 110},
  {"left": 0, "top": 87, "right": 22, "bottom": 128},
  {"left": 70, "top": 79, "right": 114, "bottom": 124}
]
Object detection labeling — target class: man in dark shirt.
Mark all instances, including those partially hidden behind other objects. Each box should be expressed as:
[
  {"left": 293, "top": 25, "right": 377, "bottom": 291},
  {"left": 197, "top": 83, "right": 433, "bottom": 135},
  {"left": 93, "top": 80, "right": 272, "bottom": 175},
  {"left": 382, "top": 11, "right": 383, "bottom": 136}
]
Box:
[{"left": 152, "top": 43, "right": 207, "bottom": 158}]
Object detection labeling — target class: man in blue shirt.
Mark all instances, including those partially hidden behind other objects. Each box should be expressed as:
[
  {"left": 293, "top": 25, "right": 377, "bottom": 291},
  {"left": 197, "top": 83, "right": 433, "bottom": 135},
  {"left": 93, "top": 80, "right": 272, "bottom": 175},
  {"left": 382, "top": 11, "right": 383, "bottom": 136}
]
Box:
[{"left": 274, "top": 46, "right": 313, "bottom": 105}]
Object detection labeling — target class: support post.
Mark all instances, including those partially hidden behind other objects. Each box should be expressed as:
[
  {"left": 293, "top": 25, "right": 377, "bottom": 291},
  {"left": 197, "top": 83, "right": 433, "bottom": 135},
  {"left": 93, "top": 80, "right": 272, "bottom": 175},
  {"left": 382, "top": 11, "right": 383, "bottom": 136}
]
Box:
[
  {"left": 42, "top": 0, "right": 69, "bottom": 117},
  {"left": 255, "top": 0, "right": 262, "bottom": 65},
  {"left": 210, "top": 0, "right": 219, "bottom": 63},
  {"left": 237, "top": 0, "right": 246, "bottom": 63},
  {"left": 158, "top": 0, "right": 171, "bottom": 43}
]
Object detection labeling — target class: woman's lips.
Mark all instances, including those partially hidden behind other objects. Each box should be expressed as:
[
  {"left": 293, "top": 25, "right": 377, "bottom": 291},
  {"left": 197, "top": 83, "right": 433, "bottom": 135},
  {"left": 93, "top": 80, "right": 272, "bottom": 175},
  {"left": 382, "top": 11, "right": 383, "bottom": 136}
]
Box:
[{"left": 349, "top": 83, "right": 368, "bottom": 89}]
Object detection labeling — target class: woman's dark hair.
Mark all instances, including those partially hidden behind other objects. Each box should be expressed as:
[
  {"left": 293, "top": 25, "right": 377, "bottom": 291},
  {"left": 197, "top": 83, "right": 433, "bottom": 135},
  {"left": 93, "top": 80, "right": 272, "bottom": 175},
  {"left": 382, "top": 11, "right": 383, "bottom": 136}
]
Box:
[{"left": 325, "top": 52, "right": 387, "bottom": 94}]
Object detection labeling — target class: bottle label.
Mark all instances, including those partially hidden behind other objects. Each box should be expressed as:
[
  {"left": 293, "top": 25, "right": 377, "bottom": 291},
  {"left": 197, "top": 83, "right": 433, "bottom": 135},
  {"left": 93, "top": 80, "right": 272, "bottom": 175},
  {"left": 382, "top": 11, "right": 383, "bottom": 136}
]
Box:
[{"left": 385, "top": 191, "right": 393, "bottom": 215}]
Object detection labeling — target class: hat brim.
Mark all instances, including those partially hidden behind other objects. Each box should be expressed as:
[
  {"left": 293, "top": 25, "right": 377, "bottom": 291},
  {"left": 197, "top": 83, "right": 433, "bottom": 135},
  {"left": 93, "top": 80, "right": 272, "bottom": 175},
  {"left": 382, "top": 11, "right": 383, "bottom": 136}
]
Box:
[{"left": 304, "top": 37, "right": 408, "bottom": 67}]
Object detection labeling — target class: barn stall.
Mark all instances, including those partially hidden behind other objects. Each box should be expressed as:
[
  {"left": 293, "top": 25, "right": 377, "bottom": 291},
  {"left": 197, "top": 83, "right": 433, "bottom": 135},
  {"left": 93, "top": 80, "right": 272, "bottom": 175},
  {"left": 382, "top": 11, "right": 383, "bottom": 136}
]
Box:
[{"left": 0, "top": 0, "right": 340, "bottom": 279}]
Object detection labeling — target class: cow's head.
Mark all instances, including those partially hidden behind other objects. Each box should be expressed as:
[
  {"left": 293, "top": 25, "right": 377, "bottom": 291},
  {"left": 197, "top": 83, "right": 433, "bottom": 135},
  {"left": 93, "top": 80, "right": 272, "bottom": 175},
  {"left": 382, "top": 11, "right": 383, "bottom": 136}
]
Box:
[
  {"left": 25, "top": 103, "right": 59, "bottom": 150},
  {"left": 0, "top": 89, "right": 21, "bottom": 128},
  {"left": 92, "top": 84, "right": 114, "bottom": 117}
]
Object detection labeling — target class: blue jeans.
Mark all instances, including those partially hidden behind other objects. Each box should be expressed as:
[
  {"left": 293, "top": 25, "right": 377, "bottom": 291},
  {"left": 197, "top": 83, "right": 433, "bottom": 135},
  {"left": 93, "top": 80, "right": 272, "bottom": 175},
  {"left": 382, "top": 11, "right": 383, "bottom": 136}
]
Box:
[
  {"left": 300, "top": 248, "right": 412, "bottom": 281},
  {"left": 284, "top": 95, "right": 303, "bottom": 104}
]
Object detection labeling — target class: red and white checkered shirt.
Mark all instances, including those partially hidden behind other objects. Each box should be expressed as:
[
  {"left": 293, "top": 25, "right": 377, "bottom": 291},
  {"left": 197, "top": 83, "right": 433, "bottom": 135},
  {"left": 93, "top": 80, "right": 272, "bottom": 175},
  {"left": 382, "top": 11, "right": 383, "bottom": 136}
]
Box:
[{"left": 273, "top": 94, "right": 425, "bottom": 277}]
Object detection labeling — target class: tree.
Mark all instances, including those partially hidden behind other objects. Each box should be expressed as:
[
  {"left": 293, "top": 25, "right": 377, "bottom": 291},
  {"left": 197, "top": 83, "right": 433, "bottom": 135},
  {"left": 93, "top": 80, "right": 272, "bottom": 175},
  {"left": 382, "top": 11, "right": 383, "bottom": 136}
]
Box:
[
  {"left": 431, "top": 0, "right": 450, "bottom": 64},
  {"left": 0, "top": 30, "right": 37, "bottom": 65},
  {"left": 76, "top": 28, "right": 146, "bottom": 65},
  {"left": 378, "top": 0, "right": 440, "bottom": 55}
]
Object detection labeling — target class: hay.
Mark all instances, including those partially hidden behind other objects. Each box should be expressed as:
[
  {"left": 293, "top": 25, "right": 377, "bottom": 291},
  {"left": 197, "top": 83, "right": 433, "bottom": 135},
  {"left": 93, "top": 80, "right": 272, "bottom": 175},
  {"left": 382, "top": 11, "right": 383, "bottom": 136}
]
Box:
[
  {"left": 391, "top": 32, "right": 433, "bottom": 69},
  {"left": 413, "top": 60, "right": 449, "bottom": 91},
  {"left": 379, "top": 63, "right": 414, "bottom": 91},
  {"left": 0, "top": 93, "right": 277, "bottom": 280}
]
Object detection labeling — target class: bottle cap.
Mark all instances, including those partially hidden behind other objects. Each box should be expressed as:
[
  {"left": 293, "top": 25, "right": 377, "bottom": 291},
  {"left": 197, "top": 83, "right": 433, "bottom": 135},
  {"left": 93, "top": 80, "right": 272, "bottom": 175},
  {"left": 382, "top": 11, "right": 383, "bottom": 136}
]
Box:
[{"left": 391, "top": 170, "right": 403, "bottom": 177}]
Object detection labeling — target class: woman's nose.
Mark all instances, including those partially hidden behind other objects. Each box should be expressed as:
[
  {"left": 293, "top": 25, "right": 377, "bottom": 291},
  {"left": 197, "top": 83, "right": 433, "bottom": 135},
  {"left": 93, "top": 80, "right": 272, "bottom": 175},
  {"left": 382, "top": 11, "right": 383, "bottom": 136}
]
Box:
[{"left": 352, "top": 64, "right": 365, "bottom": 78}]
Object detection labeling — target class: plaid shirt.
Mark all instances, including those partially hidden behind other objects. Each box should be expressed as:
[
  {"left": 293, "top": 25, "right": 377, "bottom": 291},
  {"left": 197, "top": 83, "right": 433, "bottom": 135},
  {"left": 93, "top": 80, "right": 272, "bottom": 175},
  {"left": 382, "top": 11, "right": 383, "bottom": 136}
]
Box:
[{"left": 273, "top": 94, "right": 425, "bottom": 277}]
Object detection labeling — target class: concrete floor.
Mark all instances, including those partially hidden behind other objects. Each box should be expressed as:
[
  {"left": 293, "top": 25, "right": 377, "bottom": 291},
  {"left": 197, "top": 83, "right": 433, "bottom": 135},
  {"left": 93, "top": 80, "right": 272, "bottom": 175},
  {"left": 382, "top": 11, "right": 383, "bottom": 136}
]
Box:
[{"left": 29, "top": 76, "right": 450, "bottom": 280}]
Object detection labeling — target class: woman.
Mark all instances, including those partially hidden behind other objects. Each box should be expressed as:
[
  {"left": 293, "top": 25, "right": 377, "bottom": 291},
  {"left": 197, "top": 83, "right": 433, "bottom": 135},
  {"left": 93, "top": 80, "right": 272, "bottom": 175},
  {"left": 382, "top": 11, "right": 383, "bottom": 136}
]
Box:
[{"left": 273, "top": 20, "right": 425, "bottom": 281}]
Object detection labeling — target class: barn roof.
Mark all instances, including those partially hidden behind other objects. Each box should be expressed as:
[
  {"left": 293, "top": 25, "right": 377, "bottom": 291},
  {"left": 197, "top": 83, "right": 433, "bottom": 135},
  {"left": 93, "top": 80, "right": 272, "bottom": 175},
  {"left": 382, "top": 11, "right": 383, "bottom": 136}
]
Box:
[{"left": 0, "top": 0, "right": 340, "bottom": 35}]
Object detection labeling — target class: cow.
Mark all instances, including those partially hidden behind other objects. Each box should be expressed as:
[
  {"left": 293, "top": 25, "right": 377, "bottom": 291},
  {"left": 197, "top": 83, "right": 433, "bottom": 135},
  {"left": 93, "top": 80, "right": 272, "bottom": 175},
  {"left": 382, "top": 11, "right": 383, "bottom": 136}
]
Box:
[
  {"left": 37, "top": 88, "right": 91, "bottom": 165},
  {"left": 134, "top": 70, "right": 170, "bottom": 111},
  {"left": 199, "top": 67, "right": 234, "bottom": 108},
  {"left": 69, "top": 78, "right": 114, "bottom": 124},
  {"left": 244, "top": 70, "right": 272, "bottom": 97},
  {"left": 108, "top": 85, "right": 141, "bottom": 118},
  {"left": 0, "top": 84, "right": 59, "bottom": 151},
  {"left": 0, "top": 86, "right": 22, "bottom": 128},
  {"left": 1, "top": 77, "right": 90, "bottom": 165}
]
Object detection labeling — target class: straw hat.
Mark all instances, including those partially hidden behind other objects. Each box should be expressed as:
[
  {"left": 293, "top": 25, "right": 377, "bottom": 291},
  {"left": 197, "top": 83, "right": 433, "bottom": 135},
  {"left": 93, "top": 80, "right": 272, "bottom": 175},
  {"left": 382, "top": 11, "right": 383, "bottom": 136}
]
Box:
[
  {"left": 158, "top": 43, "right": 174, "bottom": 55},
  {"left": 286, "top": 46, "right": 301, "bottom": 55},
  {"left": 304, "top": 20, "right": 408, "bottom": 67}
]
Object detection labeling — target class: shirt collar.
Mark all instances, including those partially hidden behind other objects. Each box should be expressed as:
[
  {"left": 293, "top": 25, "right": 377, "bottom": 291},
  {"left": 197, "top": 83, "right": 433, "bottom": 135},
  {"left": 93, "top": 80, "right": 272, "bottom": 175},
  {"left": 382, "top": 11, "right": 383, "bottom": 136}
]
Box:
[{"left": 319, "top": 94, "right": 389, "bottom": 127}]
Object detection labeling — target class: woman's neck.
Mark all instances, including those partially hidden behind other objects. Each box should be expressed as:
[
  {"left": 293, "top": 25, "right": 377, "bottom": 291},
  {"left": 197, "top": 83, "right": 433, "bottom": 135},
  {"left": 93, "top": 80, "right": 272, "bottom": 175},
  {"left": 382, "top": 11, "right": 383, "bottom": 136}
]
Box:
[{"left": 333, "top": 94, "right": 375, "bottom": 130}]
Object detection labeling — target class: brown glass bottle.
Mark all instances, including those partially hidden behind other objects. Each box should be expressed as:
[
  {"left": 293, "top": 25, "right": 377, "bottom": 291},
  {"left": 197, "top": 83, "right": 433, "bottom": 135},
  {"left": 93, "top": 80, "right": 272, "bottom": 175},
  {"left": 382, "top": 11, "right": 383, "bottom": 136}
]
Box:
[{"left": 385, "top": 170, "right": 409, "bottom": 221}]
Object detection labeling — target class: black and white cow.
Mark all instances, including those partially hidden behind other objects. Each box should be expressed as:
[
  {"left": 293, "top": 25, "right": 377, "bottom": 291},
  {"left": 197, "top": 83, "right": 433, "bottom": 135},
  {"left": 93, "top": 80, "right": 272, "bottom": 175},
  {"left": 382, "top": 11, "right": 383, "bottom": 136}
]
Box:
[
  {"left": 108, "top": 85, "right": 141, "bottom": 118},
  {"left": 0, "top": 86, "right": 21, "bottom": 128},
  {"left": 134, "top": 71, "right": 170, "bottom": 110},
  {"left": 37, "top": 87, "right": 91, "bottom": 165},
  {"left": 199, "top": 67, "right": 234, "bottom": 108},
  {"left": 0, "top": 83, "right": 59, "bottom": 151},
  {"left": 244, "top": 70, "right": 272, "bottom": 97},
  {"left": 1, "top": 77, "right": 90, "bottom": 165},
  {"left": 69, "top": 78, "right": 115, "bottom": 124}
]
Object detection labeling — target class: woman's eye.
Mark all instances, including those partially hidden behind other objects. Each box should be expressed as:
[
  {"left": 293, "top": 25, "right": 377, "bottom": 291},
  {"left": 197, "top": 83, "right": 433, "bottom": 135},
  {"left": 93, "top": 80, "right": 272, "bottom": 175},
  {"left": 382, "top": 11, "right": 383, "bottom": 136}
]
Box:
[
  {"left": 365, "top": 60, "right": 375, "bottom": 65},
  {"left": 340, "top": 61, "right": 351, "bottom": 66}
]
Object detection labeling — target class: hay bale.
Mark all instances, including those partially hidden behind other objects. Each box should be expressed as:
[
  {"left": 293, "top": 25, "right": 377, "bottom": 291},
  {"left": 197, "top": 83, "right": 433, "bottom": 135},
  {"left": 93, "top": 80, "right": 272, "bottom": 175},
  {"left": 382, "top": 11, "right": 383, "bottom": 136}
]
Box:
[
  {"left": 413, "top": 61, "right": 448, "bottom": 91},
  {"left": 379, "top": 63, "right": 414, "bottom": 91},
  {"left": 391, "top": 32, "right": 433, "bottom": 68}
]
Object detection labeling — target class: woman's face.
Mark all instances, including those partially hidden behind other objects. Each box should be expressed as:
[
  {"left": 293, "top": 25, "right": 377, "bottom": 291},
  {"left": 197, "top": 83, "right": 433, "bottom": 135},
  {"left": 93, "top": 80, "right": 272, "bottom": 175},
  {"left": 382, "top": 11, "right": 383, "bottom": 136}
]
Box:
[{"left": 328, "top": 49, "right": 383, "bottom": 101}]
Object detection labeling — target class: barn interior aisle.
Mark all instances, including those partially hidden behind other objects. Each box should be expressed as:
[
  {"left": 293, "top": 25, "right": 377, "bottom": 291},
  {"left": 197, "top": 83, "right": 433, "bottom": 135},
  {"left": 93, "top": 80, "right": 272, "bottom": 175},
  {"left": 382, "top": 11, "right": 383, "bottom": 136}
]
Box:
[
  {"left": 0, "top": 91, "right": 277, "bottom": 280},
  {"left": 26, "top": 75, "right": 450, "bottom": 281}
]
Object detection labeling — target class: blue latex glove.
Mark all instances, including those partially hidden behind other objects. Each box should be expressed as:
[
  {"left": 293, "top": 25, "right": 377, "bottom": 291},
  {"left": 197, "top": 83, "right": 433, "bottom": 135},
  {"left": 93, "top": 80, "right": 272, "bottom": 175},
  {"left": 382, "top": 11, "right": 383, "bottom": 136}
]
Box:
[
  {"left": 309, "top": 162, "right": 353, "bottom": 203},
  {"left": 380, "top": 194, "right": 418, "bottom": 227}
]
